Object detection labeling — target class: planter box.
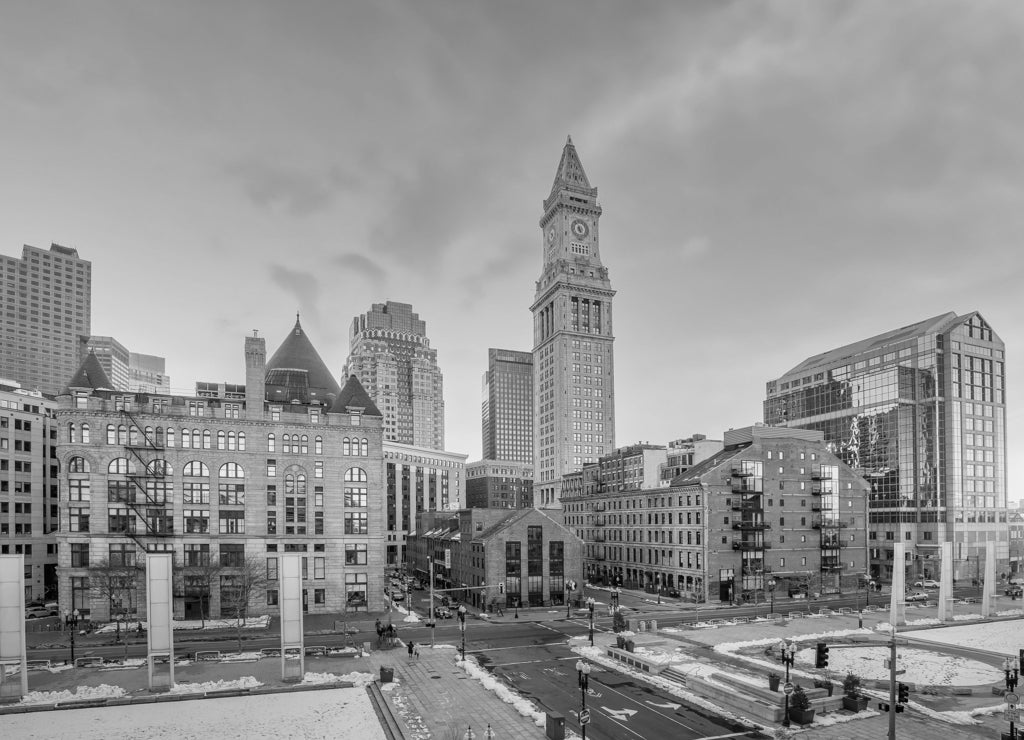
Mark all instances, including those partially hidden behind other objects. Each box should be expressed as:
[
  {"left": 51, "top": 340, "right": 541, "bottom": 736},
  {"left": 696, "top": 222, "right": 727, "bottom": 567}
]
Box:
[
  {"left": 788, "top": 708, "right": 816, "bottom": 725},
  {"left": 843, "top": 695, "right": 869, "bottom": 712}
]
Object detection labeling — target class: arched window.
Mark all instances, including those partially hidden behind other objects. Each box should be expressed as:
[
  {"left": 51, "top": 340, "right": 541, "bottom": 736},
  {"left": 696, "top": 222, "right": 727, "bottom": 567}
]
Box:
[
  {"left": 166, "top": 428, "right": 176, "bottom": 447},
  {"left": 314, "top": 436, "right": 323, "bottom": 455},
  {"left": 300, "top": 435, "right": 308, "bottom": 454},
  {"left": 129, "top": 426, "right": 140, "bottom": 446},
  {"left": 219, "top": 462, "right": 245, "bottom": 478},
  {"left": 345, "top": 467, "right": 368, "bottom": 508},
  {"left": 267, "top": 433, "right": 276, "bottom": 453},
  {"left": 108, "top": 458, "right": 133, "bottom": 475},
  {"left": 144, "top": 427, "right": 154, "bottom": 445},
  {"left": 360, "top": 438, "right": 368, "bottom": 457},
  {"left": 81, "top": 423, "right": 90, "bottom": 444},
  {"left": 181, "top": 428, "right": 191, "bottom": 448},
  {"left": 191, "top": 429, "right": 201, "bottom": 448},
  {"left": 217, "top": 431, "right": 226, "bottom": 450},
  {"left": 107, "top": 424, "right": 116, "bottom": 445},
  {"left": 117, "top": 425, "right": 128, "bottom": 445},
  {"left": 155, "top": 427, "right": 164, "bottom": 446},
  {"left": 345, "top": 467, "right": 367, "bottom": 483},
  {"left": 342, "top": 438, "right": 351, "bottom": 456},
  {"left": 296, "top": 472, "right": 306, "bottom": 495},
  {"left": 202, "top": 430, "right": 211, "bottom": 449},
  {"left": 68, "top": 423, "right": 76, "bottom": 444},
  {"left": 183, "top": 461, "right": 210, "bottom": 477},
  {"left": 226, "top": 431, "right": 235, "bottom": 451},
  {"left": 282, "top": 434, "right": 291, "bottom": 454},
  {"left": 147, "top": 459, "right": 173, "bottom": 476},
  {"left": 238, "top": 432, "right": 246, "bottom": 451},
  {"left": 69, "top": 456, "right": 90, "bottom": 474}
]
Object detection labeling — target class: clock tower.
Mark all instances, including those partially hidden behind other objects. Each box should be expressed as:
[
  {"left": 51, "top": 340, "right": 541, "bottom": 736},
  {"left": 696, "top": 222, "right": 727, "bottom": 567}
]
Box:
[{"left": 532, "top": 136, "right": 616, "bottom": 508}]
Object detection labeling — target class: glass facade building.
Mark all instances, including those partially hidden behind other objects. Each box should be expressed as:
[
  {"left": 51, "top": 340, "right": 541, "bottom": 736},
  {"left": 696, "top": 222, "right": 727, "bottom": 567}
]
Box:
[
  {"left": 764, "top": 312, "right": 1007, "bottom": 582},
  {"left": 481, "top": 348, "right": 533, "bottom": 463}
]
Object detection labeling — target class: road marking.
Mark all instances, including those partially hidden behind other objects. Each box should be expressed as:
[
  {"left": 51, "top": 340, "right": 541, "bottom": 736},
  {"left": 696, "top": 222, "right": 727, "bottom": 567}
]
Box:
[
  {"left": 646, "top": 700, "right": 682, "bottom": 710},
  {"left": 594, "top": 675, "right": 701, "bottom": 734},
  {"left": 603, "top": 707, "right": 638, "bottom": 721}
]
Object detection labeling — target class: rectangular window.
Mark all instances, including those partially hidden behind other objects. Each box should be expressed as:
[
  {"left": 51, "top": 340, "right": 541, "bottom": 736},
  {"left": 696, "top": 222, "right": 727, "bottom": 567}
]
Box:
[
  {"left": 70, "top": 542, "right": 89, "bottom": 568},
  {"left": 219, "top": 510, "right": 245, "bottom": 534},
  {"left": 314, "top": 556, "right": 325, "bottom": 579},
  {"left": 314, "top": 588, "right": 325, "bottom": 604},
  {"left": 220, "top": 544, "right": 245, "bottom": 568},
  {"left": 344, "top": 512, "right": 368, "bottom": 535},
  {"left": 267, "top": 557, "right": 278, "bottom": 581},
  {"left": 345, "top": 543, "right": 367, "bottom": 565}
]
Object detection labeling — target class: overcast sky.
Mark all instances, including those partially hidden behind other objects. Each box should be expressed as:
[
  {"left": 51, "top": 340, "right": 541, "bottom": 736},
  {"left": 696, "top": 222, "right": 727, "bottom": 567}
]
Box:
[{"left": 2, "top": 1, "right": 1021, "bottom": 499}]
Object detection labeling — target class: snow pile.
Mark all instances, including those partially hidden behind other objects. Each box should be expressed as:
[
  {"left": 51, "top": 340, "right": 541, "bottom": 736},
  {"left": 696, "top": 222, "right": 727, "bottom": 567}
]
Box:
[
  {"left": 714, "top": 627, "right": 872, "bottom": 654},
  {"left": 302, "top": 671, "right": 375, "bottom": 686},
  {"left": 809, "top": 645, "right": 999, "bottom": 684},
  {"left": 220, "top": 651, "right": 263, "bottom": 662},
  {"left": 168, "top": 676, "right": 263, "bottom": 694},
  {"left": 94, "top": 615, "right": 271, "bottom": 633},
  {"left": 20, "top": 683, "right": 127, "bottom": 705},
  {"left": 901, "top": 618, "right": 1024, "bottom": 653},
  {"left": 457, "top": 656, "right": 546, "bottom": 727}
]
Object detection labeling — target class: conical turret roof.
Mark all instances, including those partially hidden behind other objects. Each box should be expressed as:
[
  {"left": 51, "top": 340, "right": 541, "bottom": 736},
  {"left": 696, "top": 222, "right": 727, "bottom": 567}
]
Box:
[
  {"left": 265, "top": 315, "right": 341, "bottom": 404},
  {"left": 548, "top": 134, "right": 595, "bottom": 198},
  {"left": 64, "top": 350, "right": 115, "bottom": 393},
  {"left": 330, "top": 374, "right": 382, "bottom": 416}
]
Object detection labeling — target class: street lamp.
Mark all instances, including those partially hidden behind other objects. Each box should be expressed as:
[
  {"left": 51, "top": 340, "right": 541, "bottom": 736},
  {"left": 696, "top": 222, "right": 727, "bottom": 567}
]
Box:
[
  {"left": 63, "top": 608, "right": 80, "bottom": 664},
  {"left": 777, "top": 639, "right": 797, "bottom": 727},
  {"left": 576, "top": 659, "right": 592, "bottom": 740},
  {"left": 586, "top": 597, "right": 596, "bottom": 645},
  {"left": 457, "top": 605, "right": 468, "bottom": 662},
  {"left": 767, "top": 578, "right": 776, "bottom": 615}
]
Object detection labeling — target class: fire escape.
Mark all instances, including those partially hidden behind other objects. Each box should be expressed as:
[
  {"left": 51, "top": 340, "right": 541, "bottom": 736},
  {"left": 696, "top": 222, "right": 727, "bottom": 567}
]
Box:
[
  {"left": 731, "top": 462, "right": 770, "bottom": 600},
  {"left": 121, "top": 410, "right": 174, "bottom": 553}
]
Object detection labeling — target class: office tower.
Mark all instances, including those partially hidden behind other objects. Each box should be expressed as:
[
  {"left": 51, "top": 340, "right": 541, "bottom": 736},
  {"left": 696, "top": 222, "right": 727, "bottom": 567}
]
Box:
[
  {"left": 0, "top": 243, "right": 91, "bottom": 394},
  {"left": 345, "top": 301, "right": 444, "bottom": 449},
  {"left": 55, "top": 318, "right": 387, "bottom": 619},
  {"left": 466, "top": 460, "right": 534, "bottom": 509},
  {"left": 128, "top": 352, "right": 170, "bottom": 394},
  {"left": 85, "top": 337, "right": 170, "bottom": 393},
  {"left": 764, "top": 311, "right": 1008, "bottom": 582},
  {"left": 482, "top": 349, "right": 533, "bottom": 463},
  {"left": 532, "top": 137, "right": 616, "bottom": 508}
]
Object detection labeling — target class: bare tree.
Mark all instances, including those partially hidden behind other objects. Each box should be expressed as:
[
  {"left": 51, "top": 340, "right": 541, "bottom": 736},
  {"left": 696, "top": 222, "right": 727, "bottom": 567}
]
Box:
[
  {"left": 89, "top": 558, "right": 143, "bottom": 643},
  {"left": 182, "top": 558, "right": 224, "bottom": 629},
  {"left": 219, "top": 553, "right": 269, "bottom": 653}
]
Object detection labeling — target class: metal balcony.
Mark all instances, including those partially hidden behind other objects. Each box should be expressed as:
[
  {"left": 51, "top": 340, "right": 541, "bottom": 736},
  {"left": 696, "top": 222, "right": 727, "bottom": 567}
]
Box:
[
  {"left": 732, "top": 521, "right": 771, "bottom": 531},
  {"left": 812, "top": 517, "right": 848, "bottom": 529},
  {"left": 593, "top": 502, "right": 607, "bottom": 512},
  {"left": 811, "top": 468, "right": 833, "bottom": 481},
  {"left": 731, "top": 479, "right": 764, "bottom": 494},
  {"left": 732, "top": 539, "right": 771, "bottom": 551}
]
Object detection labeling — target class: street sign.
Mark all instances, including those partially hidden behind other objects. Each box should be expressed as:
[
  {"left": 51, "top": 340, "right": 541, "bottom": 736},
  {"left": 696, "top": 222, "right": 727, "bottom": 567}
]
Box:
[
  {"left": 1005, "top": 692, "right": 1020, "bottom": 704},
  {"left": 783, "top": 682, "right": 794, "bottom": 695},
  {"left": 579, "top": 709, "right": 591, "bottom": 725},
  {"left": 1005, "top": 708, "right": 1019, "bottom": 722}
]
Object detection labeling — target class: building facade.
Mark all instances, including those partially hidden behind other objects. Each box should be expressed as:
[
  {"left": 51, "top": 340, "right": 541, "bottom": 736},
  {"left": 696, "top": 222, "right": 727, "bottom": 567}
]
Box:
[
  {"left": 561, "top": 426, "right": 870, "bottom": 604},
  {"left": 532, "top": 137, "right": 616, "bottom": 508},
  {"left": 659, "top": 435, "right": 724, "bottom": 486},
  {"left": 407, "top": 507, "right": 584, "bottom": 612},
  {"left": 345, "top": 301, "right": 445, "bottom": 450},
  {"left": 482, "top": 349, "right": 533, "bottom": 464},
  {"left": 764, "top": 312, "right": 1008, "bottom": 583},
  {"left": 465, "top": 460, "right": 534, "bottom": 509},
  {"left": 384, "top": 441, "right": 466, "bottom": 568},
  {"left": 83, "top": 337, "right": 171, "bottom": 395},
  {"left": 0, "top": 243, "right": 91, "bottom": 395},
  {"left": 0, "top": 382, "right": 59, "bottom": 602},
  {"left": 54, "top": 320, "right": 387, "bottom": 620}
]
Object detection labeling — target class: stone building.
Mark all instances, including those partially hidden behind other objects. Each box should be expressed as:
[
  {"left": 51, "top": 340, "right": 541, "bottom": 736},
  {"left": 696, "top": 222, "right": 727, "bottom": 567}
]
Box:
[
  {"left": 54, "top": 318, "right": 387, "bottom": 620},
  {"left": 407, "top": 507, "right": 583, "bottom": 612},
  {"left": 465, "top": 460, "right": 534, "bottom": 510}
]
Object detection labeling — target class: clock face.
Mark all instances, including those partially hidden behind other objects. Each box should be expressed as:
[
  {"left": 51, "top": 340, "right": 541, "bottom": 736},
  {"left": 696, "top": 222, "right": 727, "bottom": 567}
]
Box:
[
  {"left": 547, "top": 227, "right": 556, "bottom": 245},
  {"left": 571, "top": 219, "right": 589, "bottom": 239}
]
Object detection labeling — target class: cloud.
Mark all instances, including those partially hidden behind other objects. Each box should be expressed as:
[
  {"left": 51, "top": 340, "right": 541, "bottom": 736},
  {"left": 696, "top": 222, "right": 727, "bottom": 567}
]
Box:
[
  {"left": 332, "top": 253, "right": 387, "bottom": 289},
  {"left": 268, "top": 265, "right": 321, "bottom": 326},
  {"left": 224, "top": 160, "right": 357, "bottom": 216}
]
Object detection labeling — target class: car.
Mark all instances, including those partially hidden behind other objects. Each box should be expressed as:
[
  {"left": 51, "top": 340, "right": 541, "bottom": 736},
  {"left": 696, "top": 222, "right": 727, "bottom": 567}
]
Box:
[
  {"left": 905, "top": 591, "right": 929, "bottom": 603},
  {"left": 914, "top": 579, "right": 940, "bottom": 589},
  {"left": 1005, "top": 585, "right": 1023, "bottom": 598},
  {"left": 25, "top": 606, "right": 57, "bottom": 619},
  {"left": 434, "top": 606, "right": 452, "bottom": 619},
  {"left": 391, "top": 591, "right": 405, "bottom": 601},
  {"left": 666, "top": 589, "right": 681, "bottom": 598}
]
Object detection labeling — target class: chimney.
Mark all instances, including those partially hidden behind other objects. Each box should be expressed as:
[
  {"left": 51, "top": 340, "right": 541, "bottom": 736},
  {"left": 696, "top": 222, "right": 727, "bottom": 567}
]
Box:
[{"left": 245, "top": 331, "right": 266, "bottom": 420}]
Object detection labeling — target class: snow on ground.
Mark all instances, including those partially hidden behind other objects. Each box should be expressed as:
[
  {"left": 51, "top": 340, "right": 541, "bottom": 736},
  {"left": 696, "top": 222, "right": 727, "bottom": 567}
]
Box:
[
  {"left": 900, "top": 617, "right": 1024, "bottom": 653},
  {"left": 456, "top": 656, "right": 547, "bottom": 727},
  {"left": 795, "top": 645, "right": 1000, "bottom": 685},
  {"left": 19, "top": 683, "right": 127, "bottom": 705},
  {"left": 3, "top": 685, "right": 385, "bottom": 739},
  {"left": 168, "top": 676, "right": 262, "bottom": 694},
  {"left": 93, "top": 615, "right": 271, "bottom": 633},
  {"left": 301, "top": 671, "right": 374, "bottom": 686}
]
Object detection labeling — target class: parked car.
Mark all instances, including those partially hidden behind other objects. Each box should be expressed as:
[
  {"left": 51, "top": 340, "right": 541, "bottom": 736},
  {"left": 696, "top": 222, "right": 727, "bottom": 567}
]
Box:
[
  {"left": 905, "top": 591, "right": 929, "bottom": 603},
  {"left": 391, "top": 591, "right": 405, "bottom": 601},
  {"left": 666, "top": 589, "right": 681, "bottom": 598},
  {"left": 1005, "top": 585, "right": 1023, "bottom": 598},
  {"left": 25, "top": 606, "right": 57, "bottom": 619},
  {"left": 914, "top": 579, "right": 940, "bottom": 589}
]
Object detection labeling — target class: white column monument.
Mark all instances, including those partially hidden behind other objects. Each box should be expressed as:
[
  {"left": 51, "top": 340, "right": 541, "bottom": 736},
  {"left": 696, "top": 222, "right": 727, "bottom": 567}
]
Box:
[
  {"left": 280, "top": 554, "right": 304, "bottom": 681},
  {"left": 889, "top": 542, "right": 906, "bottom": 627},
  {"left": 0, "top": 554, "right": 28, "bottom": 699},
  {"left": 146, "top": 553, "right": 175, "bottom": 690},
  {"left": 937, "top": 541, "right": 954, "bottom": 621},
  {"left": 981, "top": 540, "right": 997, "bottom": 618}
]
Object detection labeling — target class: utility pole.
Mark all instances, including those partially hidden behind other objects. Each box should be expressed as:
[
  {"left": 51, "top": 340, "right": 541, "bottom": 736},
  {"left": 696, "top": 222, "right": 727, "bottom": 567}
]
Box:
[
  {"left": 888, "top": 631, "right": 897, "bottom": 740},
  {"left": 429, "top": 560, "right": 436, "bottom": 647}
]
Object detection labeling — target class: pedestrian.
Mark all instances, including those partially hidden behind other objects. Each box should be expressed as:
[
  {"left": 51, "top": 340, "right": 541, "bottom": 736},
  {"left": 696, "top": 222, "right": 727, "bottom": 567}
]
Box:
[
  {"left": 407, "top": 640, "right": 415, "bottom": 663},
  {"left": 413, "top": 643, "right": 420, "bottom": 662}
]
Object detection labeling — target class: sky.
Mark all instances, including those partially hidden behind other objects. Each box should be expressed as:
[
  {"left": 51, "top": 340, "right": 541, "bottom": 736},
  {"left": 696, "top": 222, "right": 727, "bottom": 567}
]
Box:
[{"left": 2, "top": 1, "right": 1022, "bottom": 499}]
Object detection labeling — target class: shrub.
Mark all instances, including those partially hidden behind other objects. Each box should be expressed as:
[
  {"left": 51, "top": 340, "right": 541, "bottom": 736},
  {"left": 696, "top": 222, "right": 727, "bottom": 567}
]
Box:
[
  {"left": 612, "top": 608, "right": 627, "bottom": 633},
  {"left": 790, "top": 685, "right": 810, "bottom": 712},
  {"left": 843, "top": 672, "right": 862, "bottom": 698}
]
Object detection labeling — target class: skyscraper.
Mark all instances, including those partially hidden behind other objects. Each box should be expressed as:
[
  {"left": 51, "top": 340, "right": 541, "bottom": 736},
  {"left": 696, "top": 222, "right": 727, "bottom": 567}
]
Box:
[
  {"left": 482, "top": 348, "right": 533, "bottom": 463},
  {"left": 345, "top": 301, "right": 445, "bottom": 449},
  {"left": 85, "top": 336, "right": 171, "bottom": 394},
  {"left": 532, "top": 137, "right": 616, "bottom": 508},
  {"left": 0, "top": 243, "right": 91, "bottom": 394},
  {"left": 764, "top": 311, "right": 1008, "bottom": 582}
]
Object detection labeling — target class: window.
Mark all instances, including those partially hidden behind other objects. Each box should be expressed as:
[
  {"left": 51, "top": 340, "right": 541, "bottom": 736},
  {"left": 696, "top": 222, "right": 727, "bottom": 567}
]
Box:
[
  {"left": 184, "top": 544, "right": 210, "bottom": 566},
  {"left": 314, "top": 461, "right": 323, "bottom": 478},
  {"left": 219, "top": 510, "right": 245, "bottom": 534},
  {"left": 267, "top": 459, "right": 276, "bottom": 477},
  {"left": 344, "top": 512, "right": 368, "bottom": 535},
  {"left": 267, "top": 589, "right": 279, "bottom": 606},
  {"left": 70, "top": 543, "right": 89, "bottom": 567},
  {"left": 268, "top": 434, "right": 276, "bottom": 453},
  {"left": 267, "top": 557, "right": 278, "bottom": 581},
  {"left": 314, "top": 588, "right": 325, "bottom": 605},
  {"left": 314, "top": 436, "right": 323, "bottom": 455},
  {"left": 345, "top": 573, "right": 367, "bottom": 606},
  {"left": 185, "top": 509, "right": 210, "bottom": 533},
  {"left": 267, "top": 511, "right": 277, "bottom": 534},
  {"left": 314, "top": 557, "right": 325, "bottom": 579},
  {"left": 345, "top": 543, "right": 367, "bottom": 565},
  {"left": 220, "top": 544, "right": 245, "bottom": 568}
]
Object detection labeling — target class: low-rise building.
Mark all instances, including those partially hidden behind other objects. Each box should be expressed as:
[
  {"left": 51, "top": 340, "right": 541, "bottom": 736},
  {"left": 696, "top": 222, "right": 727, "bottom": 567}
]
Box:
[{"left": 465, "top": 460, "right": 533, "bottom": 509}]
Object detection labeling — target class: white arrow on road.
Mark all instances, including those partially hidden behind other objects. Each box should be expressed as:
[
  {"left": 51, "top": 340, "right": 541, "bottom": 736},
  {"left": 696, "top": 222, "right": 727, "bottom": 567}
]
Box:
[
  {"left": 645, "top": 701, "right": 682, "bottom": 710},
  {"left": 603, "top": 707, "right": 638, "bottom": 721}
]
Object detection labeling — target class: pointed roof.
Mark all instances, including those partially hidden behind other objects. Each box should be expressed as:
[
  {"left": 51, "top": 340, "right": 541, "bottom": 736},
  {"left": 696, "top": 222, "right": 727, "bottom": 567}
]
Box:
[
  {"left": 329, "top": 374, "right": 382, "bottom": 416},
  {"left": 64, "top": 350, "right": 115, "bottom": 393},
  {"left": 547, "top": 134, "right": 596, "bottom": 201},
  {"left": 265, "top": 314, "right": 341, "bottom": 401}
]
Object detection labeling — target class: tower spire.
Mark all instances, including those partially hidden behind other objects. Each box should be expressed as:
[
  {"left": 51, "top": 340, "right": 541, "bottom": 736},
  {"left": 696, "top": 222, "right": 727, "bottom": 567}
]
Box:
[{"left": 548, "top": 134, "right": 593, "bottom": 199}]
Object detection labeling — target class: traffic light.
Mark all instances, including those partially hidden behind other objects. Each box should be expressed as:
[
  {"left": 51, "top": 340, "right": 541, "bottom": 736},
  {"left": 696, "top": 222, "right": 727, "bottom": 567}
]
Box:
[
  {"left": 898, "top": 682, "right": 909, "bottom": 704},
  {"left": 815, "top": 642, "right": 830, "bottom": 669},
  {"left": 499, "top": 583, "right": 504, "bottom": 595}
]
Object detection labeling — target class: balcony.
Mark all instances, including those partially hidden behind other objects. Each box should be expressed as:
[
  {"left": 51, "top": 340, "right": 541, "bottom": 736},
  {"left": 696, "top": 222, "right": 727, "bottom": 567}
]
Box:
[
  {"left": 812, "top": 516, "right": 849, "bottom": 529},
  {"left": 732, "top": 539, "right": 771, "bottom": 551},
  {"left": 594, "top": 515, "right": 606, "bottom": 526},
  {"left": 731, "top": 466, "right": 754, "bottom": 478},
  {"left": 593, "top": 533, "right": 606, "bottom": 542},
  {"left": 811, "top": 468, "right": 833, "bottom": 481},
  {"left": 593, "top": 502, "right": 606, "bottom": 512},
  {"left": 820, "top": 539, "right": 848, "bottom": 549},
  {"left": 732, "top": 521, "right": 770, "bottom": 531},
  {"left": 731, "top": 479, "right": 764, "bottom": 494}
]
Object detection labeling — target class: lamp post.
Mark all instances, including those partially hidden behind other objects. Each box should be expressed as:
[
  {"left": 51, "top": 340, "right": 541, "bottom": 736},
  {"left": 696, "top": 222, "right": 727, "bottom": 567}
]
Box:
[
  {"left": 777, "top": 639, "right": 797, "bottom": 727},
  {"left": 576, "top": 659, "right": 592, "bottom": 740},
  {"left": 514, "top": 596, "right": 519, "bottom": 619},
  {"left": 768, "top": 578, "right": 776, "bottom": 616},
  {"left": 656, "top": 575, "right": 661, "bottom": 605},
  {"left": 63, "top": 608, "right": 80, "bottom": 664},
  {"left": 586, "top": 596, "right": 596, "bottom": 645},
  {"left": 1005, "top": 656, "right": 1020, "bottom": 740},
  {"left": 458, "top": 604, "right": 467, "bottom": 662},
  {"left": 866, "top": 579, "right": 875, "bottom": 609}
]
